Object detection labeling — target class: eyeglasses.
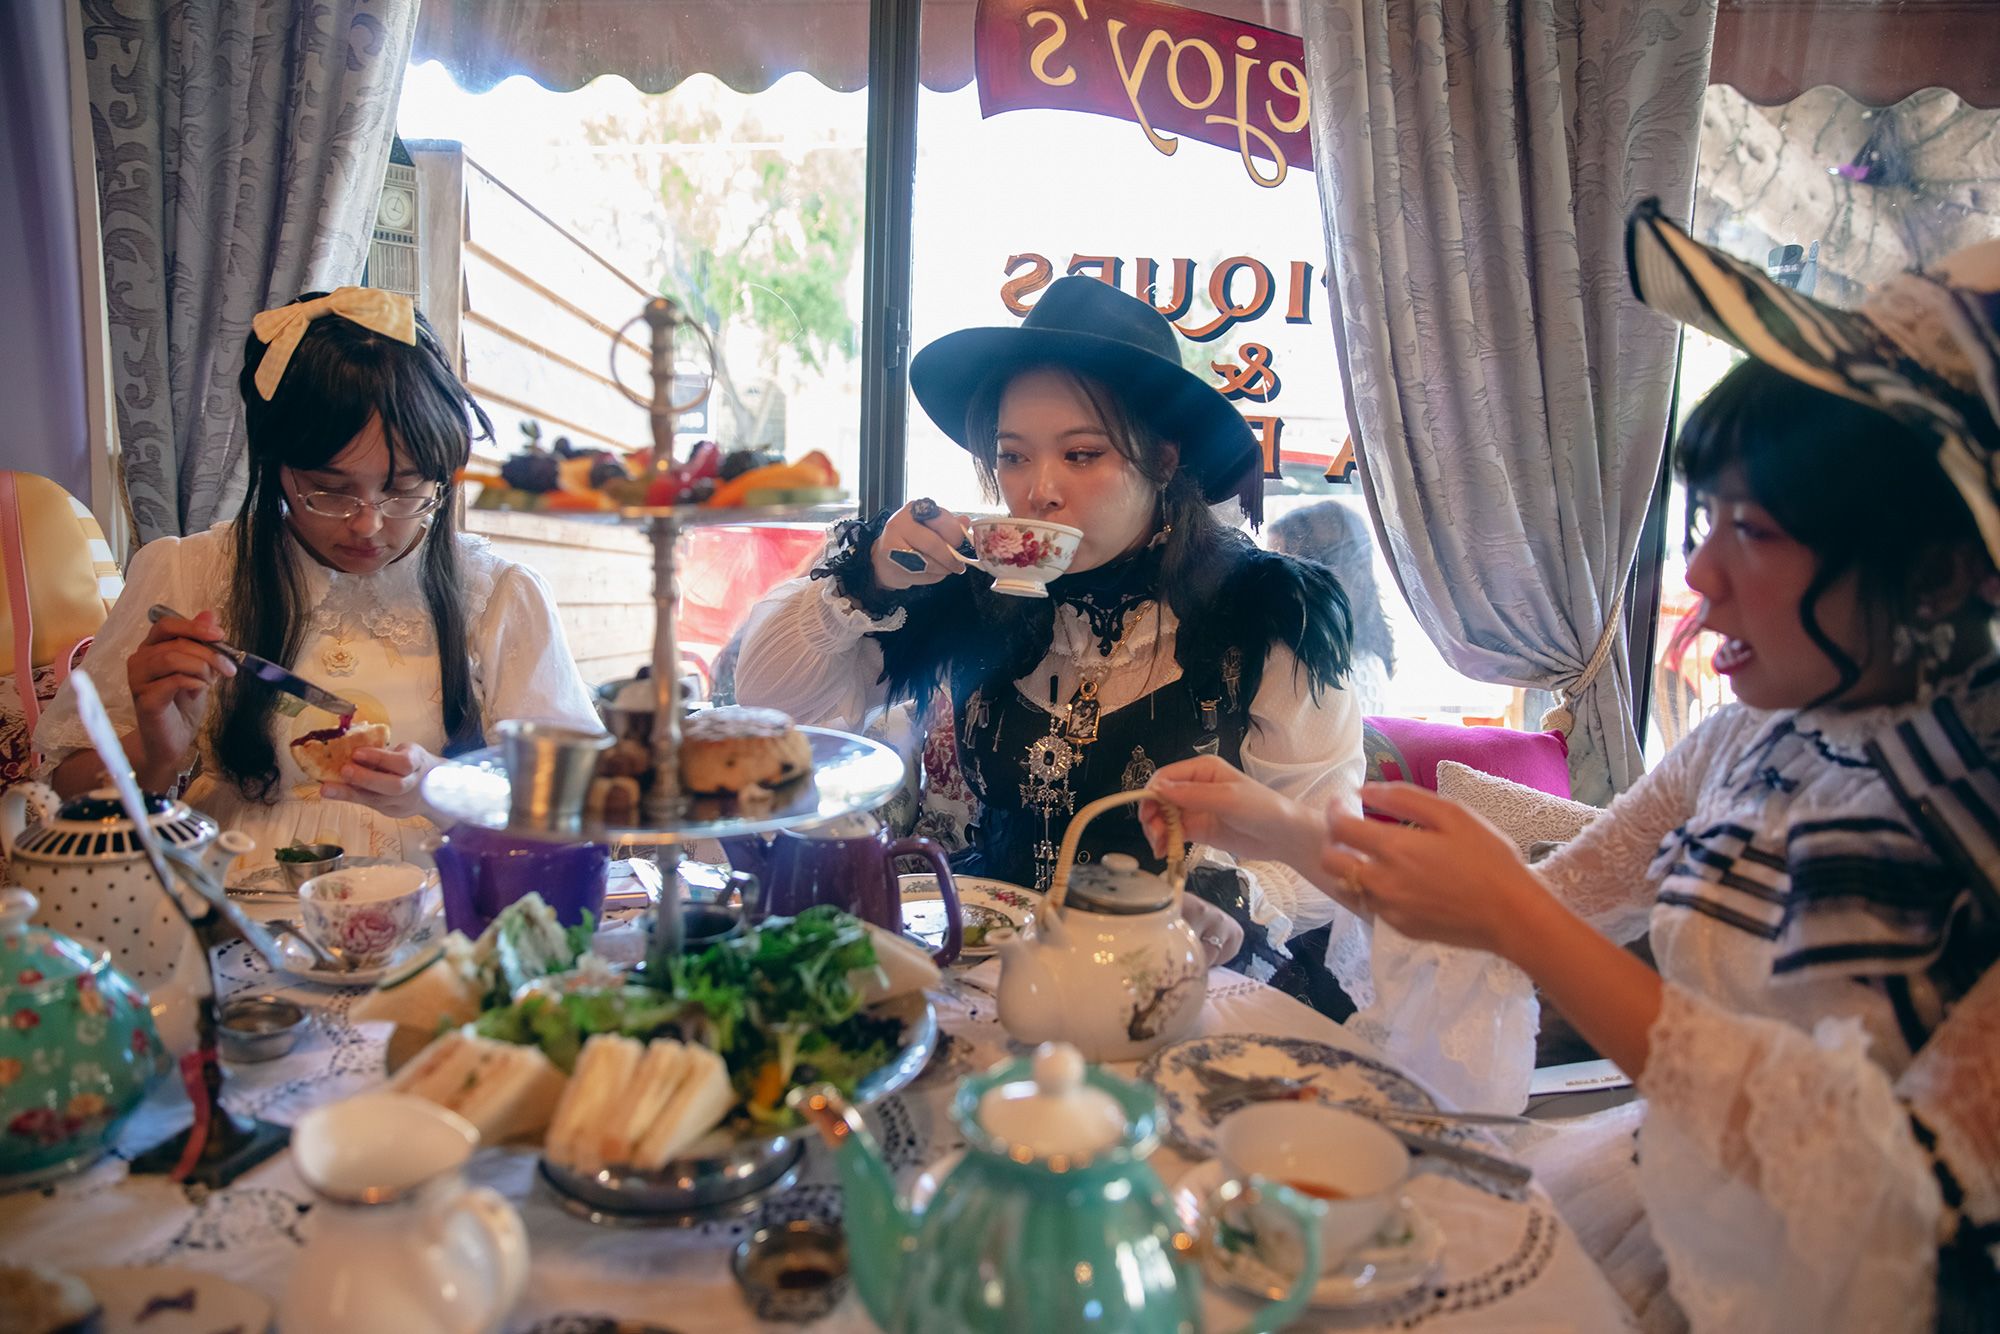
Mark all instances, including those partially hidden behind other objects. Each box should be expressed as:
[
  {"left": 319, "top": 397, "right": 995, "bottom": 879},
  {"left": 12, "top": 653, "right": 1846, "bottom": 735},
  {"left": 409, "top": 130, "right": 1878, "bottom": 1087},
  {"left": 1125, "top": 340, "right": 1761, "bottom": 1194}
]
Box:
[{"left": 297, "top": 487, "right": 445, "bottom": 521}]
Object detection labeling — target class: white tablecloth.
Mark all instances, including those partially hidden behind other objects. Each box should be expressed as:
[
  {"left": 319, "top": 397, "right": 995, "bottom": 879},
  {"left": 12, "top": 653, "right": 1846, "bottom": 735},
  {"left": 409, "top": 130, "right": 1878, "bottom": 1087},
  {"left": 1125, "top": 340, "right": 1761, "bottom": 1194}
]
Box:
[{"left": 0, "top": 913, "right": 1636, "bottom": 1333}]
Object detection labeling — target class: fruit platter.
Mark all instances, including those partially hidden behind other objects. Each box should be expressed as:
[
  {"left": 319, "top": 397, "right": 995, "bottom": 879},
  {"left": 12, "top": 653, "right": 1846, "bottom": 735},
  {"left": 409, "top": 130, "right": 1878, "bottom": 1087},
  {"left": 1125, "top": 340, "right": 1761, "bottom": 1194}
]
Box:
[
  {"left": 358, "top": 894, "right": 939, "bottom": 1222},
  {"left": 462, "top": 424, "right": 844, "bottom": 517}
]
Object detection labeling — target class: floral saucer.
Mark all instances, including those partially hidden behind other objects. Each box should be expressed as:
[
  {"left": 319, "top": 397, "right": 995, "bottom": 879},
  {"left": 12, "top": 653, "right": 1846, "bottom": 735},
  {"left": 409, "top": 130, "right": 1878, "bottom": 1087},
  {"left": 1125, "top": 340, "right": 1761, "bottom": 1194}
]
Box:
[
  {"left": 898, "top": 875, "right": 1038, "bottom": 960},
  {"left": 275, "top": 933, "right": 442, "bottom": 988},
  {"left": 1171, "top": 1160, "right": 1444, "bottom": 1311},
  {"left": 1139, "top": 1034, "right": 1437, "bottom": 1157}
]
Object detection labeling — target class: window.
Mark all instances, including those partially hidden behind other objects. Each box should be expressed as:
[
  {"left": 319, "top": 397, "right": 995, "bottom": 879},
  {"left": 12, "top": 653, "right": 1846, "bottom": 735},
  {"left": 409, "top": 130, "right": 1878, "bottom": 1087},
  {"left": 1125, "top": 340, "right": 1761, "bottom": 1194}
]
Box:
[
  {"left": 395, "top": 55, "right": 872, "bottom": 683},
  {"left": 904, "top": 0, "right": 1517, "bottom": 723},
  {"left": 1643, "top": 82, "right": 2000, "bottom": 757}
]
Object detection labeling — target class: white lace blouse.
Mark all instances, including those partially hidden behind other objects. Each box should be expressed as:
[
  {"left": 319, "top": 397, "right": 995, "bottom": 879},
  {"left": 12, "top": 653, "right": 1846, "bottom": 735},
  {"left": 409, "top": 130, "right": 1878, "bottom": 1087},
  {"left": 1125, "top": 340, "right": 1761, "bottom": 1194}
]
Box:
[
  {"left": 33, "top": 522, "right": 601, "bottom": 877},
  {"left": 734, "top": 570, "right": 1371, "bottom": 985},
  {"left": 1517, "top": 697, "right": 2000, "bottom": 1331}
]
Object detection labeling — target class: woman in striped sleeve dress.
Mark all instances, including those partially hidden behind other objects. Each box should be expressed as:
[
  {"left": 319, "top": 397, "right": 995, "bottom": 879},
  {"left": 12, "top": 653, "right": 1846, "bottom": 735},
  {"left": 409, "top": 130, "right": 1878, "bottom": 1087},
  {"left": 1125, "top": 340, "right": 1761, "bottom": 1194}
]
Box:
[{"left": 1140, "top": 204, "right": 2000, "bottom": 1332}]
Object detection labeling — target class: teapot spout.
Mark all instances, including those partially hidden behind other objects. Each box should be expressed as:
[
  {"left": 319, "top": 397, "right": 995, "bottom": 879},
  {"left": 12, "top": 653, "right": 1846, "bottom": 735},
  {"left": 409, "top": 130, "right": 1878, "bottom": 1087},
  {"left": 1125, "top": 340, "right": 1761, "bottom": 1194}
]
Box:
[{"left": 787, "top": 1085, "right": 912, "bottom": 1328}]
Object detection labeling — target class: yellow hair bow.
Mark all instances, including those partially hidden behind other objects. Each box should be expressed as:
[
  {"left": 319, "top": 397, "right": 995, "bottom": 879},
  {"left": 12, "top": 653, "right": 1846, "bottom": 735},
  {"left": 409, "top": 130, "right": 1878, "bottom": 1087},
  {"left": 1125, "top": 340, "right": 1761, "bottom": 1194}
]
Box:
[{"left": 250, "top": 286, "right": 417, "bottom": 401}]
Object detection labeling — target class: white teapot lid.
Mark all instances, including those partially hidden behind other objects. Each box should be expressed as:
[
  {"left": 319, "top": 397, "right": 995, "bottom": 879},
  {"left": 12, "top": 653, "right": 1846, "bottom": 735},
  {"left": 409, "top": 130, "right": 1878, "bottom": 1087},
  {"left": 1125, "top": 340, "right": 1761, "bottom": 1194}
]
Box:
[
  {"left": 1061, "top": 853, "right": 1173, "bottom": 916},
  {"left": 976, "top": 1043, "right": 1126, "bottom": 1160}
]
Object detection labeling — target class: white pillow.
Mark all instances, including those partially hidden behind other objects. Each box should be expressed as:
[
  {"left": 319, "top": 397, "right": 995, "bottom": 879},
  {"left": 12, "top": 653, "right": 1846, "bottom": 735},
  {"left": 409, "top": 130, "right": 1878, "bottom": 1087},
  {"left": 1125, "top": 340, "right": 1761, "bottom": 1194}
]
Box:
[{"left": 1433, "top": 759, "right": 1599, "bottom": 858}]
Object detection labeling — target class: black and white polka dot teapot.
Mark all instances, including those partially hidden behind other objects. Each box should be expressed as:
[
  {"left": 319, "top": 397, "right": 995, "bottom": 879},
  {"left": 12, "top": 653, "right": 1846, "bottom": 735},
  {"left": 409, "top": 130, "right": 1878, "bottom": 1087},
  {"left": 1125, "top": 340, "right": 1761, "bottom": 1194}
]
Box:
[{"left": 1, "top": 782, "right": 251, "bottom": 1000}]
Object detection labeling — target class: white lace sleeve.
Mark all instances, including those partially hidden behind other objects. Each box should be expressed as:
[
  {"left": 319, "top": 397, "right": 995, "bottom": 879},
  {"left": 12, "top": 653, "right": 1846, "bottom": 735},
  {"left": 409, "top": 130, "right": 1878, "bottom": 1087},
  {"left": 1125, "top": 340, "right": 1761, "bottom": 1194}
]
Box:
[
  {"left": 472, "top": 563, "right": 602, "bottom": 736},
  {"left": 31, "top": 532, "right": 212, "bottom": 782},
  {"left": 734, "top": 572, "right": 903, "bottom": 728},
  {"left": 1897, "top": 963, "right": 2000, "bottom": 1269},
  {"left": 1230, "top": 644, "right": 1366, "bottom": 952},
  {"left": 1636, "top": 980, "right": 1964, "bottom": 1333},
  {"left": 1534, "top": 706, "right": 1757, "bottom": 942}
]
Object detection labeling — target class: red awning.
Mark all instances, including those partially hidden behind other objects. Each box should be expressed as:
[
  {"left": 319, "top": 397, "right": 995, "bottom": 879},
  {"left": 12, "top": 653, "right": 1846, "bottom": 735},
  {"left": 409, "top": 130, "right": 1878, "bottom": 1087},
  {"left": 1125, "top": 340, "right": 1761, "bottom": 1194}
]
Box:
[
  {"left": 1711, "top": 0, "right": 1999, "bottom": 109},
  {"left": 411, "top": 0, "right": 1312, "bottom": 95},
  {"left": 415, "top": 0, "right": 1998, "bottom": 109}
]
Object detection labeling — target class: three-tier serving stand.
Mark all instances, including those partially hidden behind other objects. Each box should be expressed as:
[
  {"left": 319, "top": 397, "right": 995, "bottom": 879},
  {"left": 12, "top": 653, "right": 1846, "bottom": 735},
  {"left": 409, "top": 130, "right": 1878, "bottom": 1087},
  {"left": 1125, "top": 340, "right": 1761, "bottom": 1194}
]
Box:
[{"left": 421, "top": 296, "right": 905, "bottom": 973}]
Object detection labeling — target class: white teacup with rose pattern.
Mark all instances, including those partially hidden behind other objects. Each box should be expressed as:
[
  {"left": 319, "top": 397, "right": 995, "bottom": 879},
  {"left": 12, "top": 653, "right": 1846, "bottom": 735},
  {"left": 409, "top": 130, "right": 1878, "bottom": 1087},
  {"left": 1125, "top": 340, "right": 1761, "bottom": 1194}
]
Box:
[
  {"left": 967, "top": 517, "right": 1084, "bottom": 597},
  {"left": 298, "top": 864, "right": 430, "bottom": 967}
]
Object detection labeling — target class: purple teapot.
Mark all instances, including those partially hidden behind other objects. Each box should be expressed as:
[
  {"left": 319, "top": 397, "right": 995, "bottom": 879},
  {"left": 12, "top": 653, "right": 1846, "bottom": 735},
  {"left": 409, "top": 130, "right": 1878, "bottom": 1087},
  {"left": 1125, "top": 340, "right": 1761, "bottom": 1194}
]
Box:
[{"left": 722, "top": 813, "right": 964, "bottom": 965}]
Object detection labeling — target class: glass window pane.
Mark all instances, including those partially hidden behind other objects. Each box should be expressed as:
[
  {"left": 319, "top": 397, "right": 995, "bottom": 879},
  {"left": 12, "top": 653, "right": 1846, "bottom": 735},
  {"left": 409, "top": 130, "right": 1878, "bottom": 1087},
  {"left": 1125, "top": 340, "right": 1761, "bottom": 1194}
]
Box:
[
  {"left": 396, "top": 49, "right": 870, "bottom": 687},
  {"left": 907, "top": 0, "right": 1516, "bottom": 723}
]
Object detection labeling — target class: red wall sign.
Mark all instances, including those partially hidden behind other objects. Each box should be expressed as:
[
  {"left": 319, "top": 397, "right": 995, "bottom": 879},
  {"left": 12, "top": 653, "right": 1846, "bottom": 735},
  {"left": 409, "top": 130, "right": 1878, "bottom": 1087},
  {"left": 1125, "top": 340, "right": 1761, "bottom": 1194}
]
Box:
[{"left": 974, "top": 0, "right": 1312, "bottom": 188}]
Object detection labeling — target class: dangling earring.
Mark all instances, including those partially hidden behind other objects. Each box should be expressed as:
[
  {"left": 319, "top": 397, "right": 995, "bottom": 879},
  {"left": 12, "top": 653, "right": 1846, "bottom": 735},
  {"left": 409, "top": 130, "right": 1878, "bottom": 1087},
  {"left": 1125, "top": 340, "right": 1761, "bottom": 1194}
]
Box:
[{"left": 1893, "top": 601, "right": 1957, "bottom": 700}]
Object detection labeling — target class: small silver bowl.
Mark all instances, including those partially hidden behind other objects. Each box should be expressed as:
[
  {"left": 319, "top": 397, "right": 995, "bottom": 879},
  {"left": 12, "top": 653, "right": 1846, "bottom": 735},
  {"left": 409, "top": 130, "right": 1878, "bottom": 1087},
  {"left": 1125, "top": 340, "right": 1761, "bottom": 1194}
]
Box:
[
  {"left": 731, "top": 1218, "right": 849, "bottom": 1322},
  {"left": 276, "top": 843, "right": 345, "bottom": 892},
  {"left": 217, "top": 996, "right": 309, "bottom": 1063}
]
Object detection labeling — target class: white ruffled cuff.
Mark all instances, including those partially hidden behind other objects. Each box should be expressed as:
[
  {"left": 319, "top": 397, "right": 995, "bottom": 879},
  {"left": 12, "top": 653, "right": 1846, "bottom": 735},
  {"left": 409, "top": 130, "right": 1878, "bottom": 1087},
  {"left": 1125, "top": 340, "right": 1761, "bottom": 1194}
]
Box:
[{"left": 812, "top": 574, "right": 908, "bottom": 637}]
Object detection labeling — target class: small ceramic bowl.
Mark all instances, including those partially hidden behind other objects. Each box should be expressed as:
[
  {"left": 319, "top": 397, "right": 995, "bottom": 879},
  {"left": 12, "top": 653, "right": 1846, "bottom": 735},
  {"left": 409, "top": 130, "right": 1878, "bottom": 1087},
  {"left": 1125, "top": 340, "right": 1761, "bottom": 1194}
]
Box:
[
  {"left": 731, "top": 1218, "right": 849, "bottom": 1321},
  {"left": 277, "top": 843, "right": 346, "bottom": 893},
  {"left": 297, "top": 864, "right": 430, "bottom": 968},
  {"left": 967, "top": 517, "right": 1084, "bottom": 597},
  {"left": 217, "top": 995, "right": 309, "bottom": 1063}
]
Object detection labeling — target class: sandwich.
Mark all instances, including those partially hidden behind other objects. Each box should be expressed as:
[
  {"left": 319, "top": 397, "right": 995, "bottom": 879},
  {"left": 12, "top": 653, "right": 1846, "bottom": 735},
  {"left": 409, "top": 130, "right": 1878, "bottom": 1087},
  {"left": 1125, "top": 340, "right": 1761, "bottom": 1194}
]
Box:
[
  {"left": 545, "top": 1034, "right": 735, "bottom": 1175},
  {"left": 386, "top": 1030, "right": 568, "bottom": 1144},
  {"left": 292, "top": 719, "right": 392, "bottom": 782}
]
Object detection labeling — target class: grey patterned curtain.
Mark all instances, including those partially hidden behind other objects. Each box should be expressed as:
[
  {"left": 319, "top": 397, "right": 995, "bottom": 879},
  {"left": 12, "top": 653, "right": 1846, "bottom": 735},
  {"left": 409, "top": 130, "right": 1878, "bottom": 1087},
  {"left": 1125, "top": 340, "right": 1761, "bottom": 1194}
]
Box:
[
  {"left": 1303, "top": 0, "right": 1715, "bottom": 802},
  {"left": 82, "top": 0, "right": 417, "bottom": 544}
]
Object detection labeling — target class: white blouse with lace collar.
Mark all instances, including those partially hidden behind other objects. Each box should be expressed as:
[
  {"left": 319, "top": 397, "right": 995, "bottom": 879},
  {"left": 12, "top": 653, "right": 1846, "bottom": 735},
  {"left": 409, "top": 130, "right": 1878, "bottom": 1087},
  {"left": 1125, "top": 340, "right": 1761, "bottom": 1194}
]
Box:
[{"left": 33, "top": 522, "right": 600, "bottom": 877}]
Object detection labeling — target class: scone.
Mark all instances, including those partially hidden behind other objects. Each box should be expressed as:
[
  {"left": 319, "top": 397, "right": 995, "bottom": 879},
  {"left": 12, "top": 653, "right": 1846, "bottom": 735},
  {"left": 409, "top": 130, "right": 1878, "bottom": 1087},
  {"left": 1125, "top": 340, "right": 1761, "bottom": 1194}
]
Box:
[
  {"left": 678, "top": 706, "right": 812, "bottom": 794},
  {"left": 292, "top": 720, "right": 392, "bottom": 782},
  {"left": 0, "top": 1262, "right": 102, "bottom": 1334}
]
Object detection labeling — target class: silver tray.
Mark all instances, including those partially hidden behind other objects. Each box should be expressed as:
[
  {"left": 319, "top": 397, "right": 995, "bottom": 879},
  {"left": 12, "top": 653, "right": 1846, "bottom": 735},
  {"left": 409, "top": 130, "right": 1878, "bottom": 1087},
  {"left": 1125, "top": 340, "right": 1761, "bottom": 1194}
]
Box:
[
  {"left": 421, "top": 726, "right": 905, "bottom": 846},
  {"left": 471, "top": 501, "right": 849, "bottom": 529},
  {"left": 537, "top": 991, "right": 937, "bottom": 1222}
]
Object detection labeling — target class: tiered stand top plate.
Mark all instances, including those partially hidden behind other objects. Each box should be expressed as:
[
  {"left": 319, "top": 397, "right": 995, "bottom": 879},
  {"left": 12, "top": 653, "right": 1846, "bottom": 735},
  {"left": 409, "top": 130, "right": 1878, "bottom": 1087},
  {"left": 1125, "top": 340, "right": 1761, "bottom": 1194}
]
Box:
[
  {"left": 422, "top": 726, "right": 905, "bottom": 845},
  {"left": 479, "top": 501, "right": 850, "bottom": 527}
]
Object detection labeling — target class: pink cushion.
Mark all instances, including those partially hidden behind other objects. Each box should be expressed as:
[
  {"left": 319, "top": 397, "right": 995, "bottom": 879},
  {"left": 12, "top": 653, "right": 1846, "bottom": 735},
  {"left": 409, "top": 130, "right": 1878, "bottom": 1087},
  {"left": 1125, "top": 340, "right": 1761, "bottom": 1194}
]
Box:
[{"left": 1364, "top": 716, "right": 1572, "bottom": 799}]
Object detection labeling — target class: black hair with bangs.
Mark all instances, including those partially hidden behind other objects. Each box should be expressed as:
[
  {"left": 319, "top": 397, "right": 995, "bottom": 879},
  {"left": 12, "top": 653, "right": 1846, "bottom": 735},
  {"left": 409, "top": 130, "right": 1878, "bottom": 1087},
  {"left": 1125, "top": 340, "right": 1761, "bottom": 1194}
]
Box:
[
  {"left": 1675, "top": 357, "right": 1985, "bottom": 706},
  {"left": 961, "top": 364, "right": 1236, "bottom": 628},
  {"left": 214, "top": 295, "right": 494, "bottom": 799}
]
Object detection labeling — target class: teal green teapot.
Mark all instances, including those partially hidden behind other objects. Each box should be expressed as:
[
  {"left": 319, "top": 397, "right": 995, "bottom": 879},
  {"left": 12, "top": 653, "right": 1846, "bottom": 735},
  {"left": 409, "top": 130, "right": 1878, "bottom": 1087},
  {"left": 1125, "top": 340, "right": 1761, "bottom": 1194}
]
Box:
[{"left": 790, "top": 1043, "right": 1320, "bottom": 1332}]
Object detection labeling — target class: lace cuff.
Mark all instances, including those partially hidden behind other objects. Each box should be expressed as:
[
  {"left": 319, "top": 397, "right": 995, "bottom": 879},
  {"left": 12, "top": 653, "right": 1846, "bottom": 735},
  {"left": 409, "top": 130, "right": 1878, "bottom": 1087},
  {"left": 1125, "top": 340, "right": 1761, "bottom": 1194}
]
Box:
[
  {"left": 810, "top": 513, "right": 913, "bottom": 622},
  {"left": 1638, "top": 983, "right": 1941, "bottom": 1332}
]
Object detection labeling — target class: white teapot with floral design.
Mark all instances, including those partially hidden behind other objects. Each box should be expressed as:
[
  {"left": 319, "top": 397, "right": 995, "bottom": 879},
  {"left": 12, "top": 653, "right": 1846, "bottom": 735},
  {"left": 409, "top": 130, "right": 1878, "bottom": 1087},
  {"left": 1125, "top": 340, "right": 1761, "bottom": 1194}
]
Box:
[{"left": 993, "top": 792, "right": 1207, "bottom": 1062}]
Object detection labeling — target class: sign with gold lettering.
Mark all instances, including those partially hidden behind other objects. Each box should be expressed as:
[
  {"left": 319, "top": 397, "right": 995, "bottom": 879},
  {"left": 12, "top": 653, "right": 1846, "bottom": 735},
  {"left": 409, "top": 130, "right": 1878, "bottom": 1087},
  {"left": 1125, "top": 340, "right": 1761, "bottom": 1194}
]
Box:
[
  {"left": 974, "top": 0, "right": 1311, "bottom": 189},
  {"left": 998, "top": 251, "right": 1320, "bottom": 477}
]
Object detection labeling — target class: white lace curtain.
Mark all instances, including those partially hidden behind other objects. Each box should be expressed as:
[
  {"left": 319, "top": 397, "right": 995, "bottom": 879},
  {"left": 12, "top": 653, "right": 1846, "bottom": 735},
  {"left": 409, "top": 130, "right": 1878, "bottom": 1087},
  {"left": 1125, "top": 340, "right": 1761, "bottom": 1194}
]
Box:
[
  {"left": 1301, "top": 0, "right": 1716, "bottom": 802},
  {"left": 80, "top": 0, "right": 418, "bottom": 544}
]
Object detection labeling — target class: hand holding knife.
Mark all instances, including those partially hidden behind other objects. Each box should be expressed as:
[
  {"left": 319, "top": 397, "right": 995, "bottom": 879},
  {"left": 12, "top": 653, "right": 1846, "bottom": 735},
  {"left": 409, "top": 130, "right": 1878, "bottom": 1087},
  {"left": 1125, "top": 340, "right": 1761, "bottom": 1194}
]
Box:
[{"left": 146, "top": 605, "right": 357, "bottom": 719}]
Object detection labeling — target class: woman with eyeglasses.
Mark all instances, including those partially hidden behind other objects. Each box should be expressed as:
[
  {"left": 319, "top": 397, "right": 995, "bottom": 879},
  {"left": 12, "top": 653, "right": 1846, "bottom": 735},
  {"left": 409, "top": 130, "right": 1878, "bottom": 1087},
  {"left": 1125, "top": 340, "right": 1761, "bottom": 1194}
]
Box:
[{"left": 36, "top": 291, "right": 600, "bottom": 876}]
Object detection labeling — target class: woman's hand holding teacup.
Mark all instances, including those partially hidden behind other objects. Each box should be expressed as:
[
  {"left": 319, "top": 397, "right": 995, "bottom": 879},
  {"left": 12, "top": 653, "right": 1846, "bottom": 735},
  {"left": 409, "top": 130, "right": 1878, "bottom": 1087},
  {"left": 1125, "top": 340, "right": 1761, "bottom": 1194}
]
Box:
[
  {"left": 126, "top": 608, "right": 235, "bottom": 789},
  {"left": 321, "top": 741, "right": 442, "bottom": 821},
  {"left": 870, "top": 497, "right": 972, "bottom": 591}
]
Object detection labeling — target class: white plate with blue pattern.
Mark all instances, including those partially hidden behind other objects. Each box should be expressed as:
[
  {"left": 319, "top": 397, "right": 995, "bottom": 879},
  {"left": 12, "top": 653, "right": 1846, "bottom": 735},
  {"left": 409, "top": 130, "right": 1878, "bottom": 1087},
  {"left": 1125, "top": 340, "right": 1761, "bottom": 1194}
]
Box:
[{"left": 1139, "top": 1034, "right": 1438, "bottom": 1158}]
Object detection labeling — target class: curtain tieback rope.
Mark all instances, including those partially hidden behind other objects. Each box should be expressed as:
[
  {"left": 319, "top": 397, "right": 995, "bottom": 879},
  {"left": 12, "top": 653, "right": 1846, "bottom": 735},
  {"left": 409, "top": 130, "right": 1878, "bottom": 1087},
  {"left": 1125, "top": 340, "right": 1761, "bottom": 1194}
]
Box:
[{"left": 1541, "top": 582, "right": 1627, "bottom": 736}]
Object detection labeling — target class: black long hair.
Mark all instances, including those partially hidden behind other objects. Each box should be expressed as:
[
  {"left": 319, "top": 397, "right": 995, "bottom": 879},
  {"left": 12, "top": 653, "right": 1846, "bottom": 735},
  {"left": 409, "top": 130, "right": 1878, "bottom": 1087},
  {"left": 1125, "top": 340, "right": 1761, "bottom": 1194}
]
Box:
[
  {"left": 213, "top": 296, "right": 493, "bottom": 800},
  {"left": 1267, "top": 501, "right": 1395, "bottom": 674},
  {"left": 1675, "top": 357, "right": 1987, "bottom": 705}
]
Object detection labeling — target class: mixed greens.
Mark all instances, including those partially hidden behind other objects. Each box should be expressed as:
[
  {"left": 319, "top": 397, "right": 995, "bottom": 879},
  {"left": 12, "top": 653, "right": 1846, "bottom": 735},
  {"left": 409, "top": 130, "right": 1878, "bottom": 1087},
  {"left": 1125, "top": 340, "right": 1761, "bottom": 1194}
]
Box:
[
  {"left": 668, "top": 905, "right": 900, "bottom": 1124},
  {"left": 464, "top": 905, "right": 903, "bottom": 1127}
]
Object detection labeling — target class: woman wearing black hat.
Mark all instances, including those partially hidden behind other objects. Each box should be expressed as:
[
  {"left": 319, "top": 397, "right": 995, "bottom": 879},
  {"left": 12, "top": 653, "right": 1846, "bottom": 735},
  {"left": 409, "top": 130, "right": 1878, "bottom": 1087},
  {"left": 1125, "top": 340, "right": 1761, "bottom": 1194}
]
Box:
[{"left": 735, "top": 277, "right": 1368, "bottom": 999}]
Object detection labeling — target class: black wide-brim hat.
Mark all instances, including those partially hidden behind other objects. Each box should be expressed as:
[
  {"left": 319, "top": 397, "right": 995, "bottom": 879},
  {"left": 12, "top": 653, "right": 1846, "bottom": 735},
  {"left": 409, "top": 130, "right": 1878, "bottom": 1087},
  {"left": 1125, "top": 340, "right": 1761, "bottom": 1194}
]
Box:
[
  {"left": 909, "top": 276, "right": 1263, "bottom": 520},
  {"left": 1627, "top": 198, "right": 2000, "bottom": 562}
]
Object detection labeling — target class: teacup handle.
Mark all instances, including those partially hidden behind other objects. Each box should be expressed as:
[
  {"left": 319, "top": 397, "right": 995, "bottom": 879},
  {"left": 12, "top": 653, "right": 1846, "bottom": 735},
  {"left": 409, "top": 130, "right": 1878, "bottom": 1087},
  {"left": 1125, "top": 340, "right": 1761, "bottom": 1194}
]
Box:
[
  {"left": 1045, "top": 790, "right": 1184, "bottom": 919},
  {"left": 433, "top": 1185, "right": 530, "bottom": 1332},
  {"left": 1201, "top": 1174, "right": 1323, "bottom": 1334},
  {"left": 886, "top": 835, "right": 962, "bottom": 966}
]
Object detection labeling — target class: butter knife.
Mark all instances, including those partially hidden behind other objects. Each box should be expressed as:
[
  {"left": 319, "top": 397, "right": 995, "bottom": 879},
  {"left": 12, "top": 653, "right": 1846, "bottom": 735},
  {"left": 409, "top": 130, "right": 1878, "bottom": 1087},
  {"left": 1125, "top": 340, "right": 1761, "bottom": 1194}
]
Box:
[{"left": 148, "top": 604, "right": 356, "bottom": 718}]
